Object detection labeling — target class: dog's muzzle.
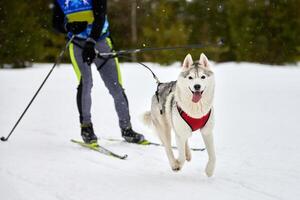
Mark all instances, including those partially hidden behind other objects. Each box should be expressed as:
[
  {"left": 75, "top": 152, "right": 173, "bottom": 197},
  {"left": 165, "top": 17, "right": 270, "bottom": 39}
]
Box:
[{"left": 189, "top": 87, "right": 204, "bottom": 103}]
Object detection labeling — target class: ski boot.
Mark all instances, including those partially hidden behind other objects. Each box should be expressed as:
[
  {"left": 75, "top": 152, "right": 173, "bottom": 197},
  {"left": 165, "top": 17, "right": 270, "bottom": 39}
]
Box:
[
  {"left": 121, "top": 127, "right": 145, "bottom": 144},
  {"left": 81, "top": 123, "right": 98, "bottom": 144}
]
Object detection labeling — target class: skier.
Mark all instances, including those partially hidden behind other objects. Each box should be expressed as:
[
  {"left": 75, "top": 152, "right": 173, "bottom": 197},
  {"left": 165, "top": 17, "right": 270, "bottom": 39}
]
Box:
[{"left": 52, "top": 0, "right": 145, "bottom": 144}]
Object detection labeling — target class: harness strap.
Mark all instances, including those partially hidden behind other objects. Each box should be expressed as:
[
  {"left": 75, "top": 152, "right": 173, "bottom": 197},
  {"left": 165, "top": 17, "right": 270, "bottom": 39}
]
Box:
[
  {"left": 155, "top": 83, "right": 163, "bottom": 114},
  {"left": 177, "top": 105, "right": 211, "bottom": 131}
]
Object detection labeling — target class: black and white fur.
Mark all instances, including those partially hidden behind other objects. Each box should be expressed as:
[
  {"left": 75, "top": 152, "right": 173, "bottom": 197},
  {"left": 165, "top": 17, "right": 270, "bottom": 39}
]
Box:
[{"left": 144, "top": 53, "right": 216, "bottom": 177}]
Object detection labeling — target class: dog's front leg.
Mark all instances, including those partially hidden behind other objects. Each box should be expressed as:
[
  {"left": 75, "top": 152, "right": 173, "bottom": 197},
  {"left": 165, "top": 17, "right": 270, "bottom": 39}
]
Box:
[
  {"left": 201, "top": 128, "right": 216, "bottom": 177},
  {"left": 185, "top": 141, "right": 192, "bottom": 161},
  {"left": 175, "top": 134, "right": 188, "bottom": 170}
]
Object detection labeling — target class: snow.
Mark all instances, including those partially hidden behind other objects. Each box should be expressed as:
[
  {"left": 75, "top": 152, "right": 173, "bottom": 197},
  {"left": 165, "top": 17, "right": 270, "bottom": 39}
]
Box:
[{"left": 1, "top": 62, "right": 300, "bottom": 200}]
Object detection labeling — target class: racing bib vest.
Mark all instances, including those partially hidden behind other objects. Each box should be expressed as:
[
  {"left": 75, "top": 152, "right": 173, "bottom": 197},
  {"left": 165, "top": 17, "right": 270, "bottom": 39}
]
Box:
[{"left": 56, "top": 0, "right": 109, "bottom": 39}]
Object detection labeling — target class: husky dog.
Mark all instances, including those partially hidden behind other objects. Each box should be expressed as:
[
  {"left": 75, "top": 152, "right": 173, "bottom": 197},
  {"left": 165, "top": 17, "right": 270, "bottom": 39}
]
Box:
[{"left": 144, "top": 53, "right": 215, "bottom": 177}]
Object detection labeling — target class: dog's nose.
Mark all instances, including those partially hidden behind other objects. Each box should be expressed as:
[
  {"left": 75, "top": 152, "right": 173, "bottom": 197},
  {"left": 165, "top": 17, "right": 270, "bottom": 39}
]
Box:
[{"left": 194, "top": 84, "right": 201, "bottom": 91}]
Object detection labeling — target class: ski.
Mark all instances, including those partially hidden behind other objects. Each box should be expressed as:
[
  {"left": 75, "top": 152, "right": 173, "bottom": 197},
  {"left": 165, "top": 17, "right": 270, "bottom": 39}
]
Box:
[
  {"left": 105, "top": 138, "right": 205, "bottom": 151},
  {"left": 71, "top": 139, "right": 128, "bottom": 160}
]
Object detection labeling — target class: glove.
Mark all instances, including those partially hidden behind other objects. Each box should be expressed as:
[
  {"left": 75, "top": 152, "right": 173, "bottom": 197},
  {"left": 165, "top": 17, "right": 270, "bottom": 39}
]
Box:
[
  {"left": 82, "top": 39, "right": 96, "bottom": 65},
  {"left": 65, "top": 21, "right": 88, "bottom": 34}
]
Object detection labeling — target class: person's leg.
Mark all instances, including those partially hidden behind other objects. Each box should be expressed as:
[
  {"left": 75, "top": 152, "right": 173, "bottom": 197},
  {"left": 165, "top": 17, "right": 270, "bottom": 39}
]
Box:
[
  {"left": 69, "top": 39, "right": 97, "bottom": 143},
  {"left": 94, "top": 38, "right": 131, "bottom": 129},
  {"left": 94, "top": 38, "right": 145, "bottom": 143}
]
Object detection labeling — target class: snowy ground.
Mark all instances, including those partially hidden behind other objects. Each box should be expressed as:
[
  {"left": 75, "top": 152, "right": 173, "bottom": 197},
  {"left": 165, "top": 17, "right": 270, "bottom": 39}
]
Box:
[{"left": 0, "top": 61, "right": 300, "bottom": 200}]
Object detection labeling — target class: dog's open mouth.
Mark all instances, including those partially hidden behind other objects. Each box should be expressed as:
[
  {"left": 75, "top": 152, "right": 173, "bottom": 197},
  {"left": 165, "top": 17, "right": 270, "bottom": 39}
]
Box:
[{"left": 189, "top": 88, "right": 204, "bottom": 103}]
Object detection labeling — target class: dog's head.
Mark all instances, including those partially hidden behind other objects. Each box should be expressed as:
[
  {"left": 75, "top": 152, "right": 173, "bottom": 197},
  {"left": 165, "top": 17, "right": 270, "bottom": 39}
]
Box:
[{"left": 177, "top": 53, "right": 214, "bottom": 104}]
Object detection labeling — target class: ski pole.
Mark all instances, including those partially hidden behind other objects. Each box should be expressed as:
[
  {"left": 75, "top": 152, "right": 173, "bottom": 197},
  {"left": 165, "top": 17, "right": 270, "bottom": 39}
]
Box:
[{"left": 0, "top": 35, "right": 75, "bottom": 142}]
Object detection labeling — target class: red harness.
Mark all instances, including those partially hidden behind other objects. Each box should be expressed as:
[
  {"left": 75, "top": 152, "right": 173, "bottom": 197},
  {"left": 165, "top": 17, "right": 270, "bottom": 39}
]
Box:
[{"left": 177, "top": 106, "right": 211, "bottom": 131}]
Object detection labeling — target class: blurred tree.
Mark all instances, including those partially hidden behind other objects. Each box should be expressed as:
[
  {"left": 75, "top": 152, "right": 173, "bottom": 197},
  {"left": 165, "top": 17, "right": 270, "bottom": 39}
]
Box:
[
  {"left": 0, "top": 0, "right": 42, "bottom": 68},
  {"left": 185, "top": 0, "right": 230, "bottom": 62},
  {"left": 138, "top": 0, "right": 189, "bottom": 63},
  {"left": 0, "top": 0, "right": 299, "bottom": 68},
  {"left": 108, "top": 0, "right": 139, "bottom": 61},
  {"left": 131, "top": 0, "right": 138, "bottom": 61},
  {"left": 227, "top": 0, "right": 300, "bottom": 64},
  {"left": 0, "top": 0, "right": 65, "bottom": 68}
]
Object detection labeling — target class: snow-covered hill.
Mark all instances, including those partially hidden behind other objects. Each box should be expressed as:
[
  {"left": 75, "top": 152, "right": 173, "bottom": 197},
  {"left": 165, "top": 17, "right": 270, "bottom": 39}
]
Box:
[{"left": 1, "top": 62, "right": 299, "bottom": 200}]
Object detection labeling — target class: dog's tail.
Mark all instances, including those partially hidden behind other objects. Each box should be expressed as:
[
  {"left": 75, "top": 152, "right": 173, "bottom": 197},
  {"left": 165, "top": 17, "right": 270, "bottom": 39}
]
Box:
[{"left": 143, "top": 111, "right": 152, "bottom": 127}]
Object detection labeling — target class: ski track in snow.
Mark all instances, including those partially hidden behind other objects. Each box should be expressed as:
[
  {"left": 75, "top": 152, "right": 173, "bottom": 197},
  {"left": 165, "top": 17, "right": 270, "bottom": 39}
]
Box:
[{"left": 1, "top": 62, "right": 300, "bottom": 200}]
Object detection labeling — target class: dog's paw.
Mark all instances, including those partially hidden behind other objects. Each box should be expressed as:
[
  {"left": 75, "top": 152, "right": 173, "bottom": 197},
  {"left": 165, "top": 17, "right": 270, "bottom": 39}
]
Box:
[
  {"left": 205, "top": 160, "right": 215, "bottom": 177},
  {"left": 186, "top": 151, "right": 192, "bottom": 162},
  {"left": 171, "top": 160, "right": 182, "bottom": 172}
]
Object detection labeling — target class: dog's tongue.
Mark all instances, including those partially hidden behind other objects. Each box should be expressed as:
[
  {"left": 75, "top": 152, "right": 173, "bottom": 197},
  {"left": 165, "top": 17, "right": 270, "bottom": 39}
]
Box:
[{"left": 192, "top": 91, "right": 202, "bottom": 103}]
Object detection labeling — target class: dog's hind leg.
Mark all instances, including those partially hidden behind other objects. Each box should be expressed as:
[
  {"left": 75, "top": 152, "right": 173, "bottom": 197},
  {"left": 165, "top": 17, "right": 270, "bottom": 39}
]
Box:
[{"left": 185, "top": 141, "right": 191, "bottom": 162}]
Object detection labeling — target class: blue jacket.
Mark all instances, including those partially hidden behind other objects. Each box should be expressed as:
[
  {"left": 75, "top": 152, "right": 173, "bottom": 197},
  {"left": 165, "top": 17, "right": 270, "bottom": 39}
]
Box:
[{"left": 54, "top": 0, "right": 109, "bottom": 40}]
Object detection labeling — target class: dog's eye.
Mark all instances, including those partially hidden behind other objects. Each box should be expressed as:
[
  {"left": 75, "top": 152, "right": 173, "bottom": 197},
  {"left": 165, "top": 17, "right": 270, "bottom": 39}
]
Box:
[
  {"left": 188, "top": 76, "right": 193, "bottom": 80},
  {"left": 201, "top": 75, "right": 206, "bottom": 79}
]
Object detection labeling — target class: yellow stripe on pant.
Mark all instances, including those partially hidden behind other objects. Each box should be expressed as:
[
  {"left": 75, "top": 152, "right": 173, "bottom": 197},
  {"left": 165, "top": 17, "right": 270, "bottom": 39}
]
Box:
[
  {"left": 69, "top": 43, "right": 81, "bottom": 82},
  {"left": 69, "top": 39, "right": 122, "bottom": 86},
  {"left": 105, "top": 38, "right": 123, "bottom": 86}
]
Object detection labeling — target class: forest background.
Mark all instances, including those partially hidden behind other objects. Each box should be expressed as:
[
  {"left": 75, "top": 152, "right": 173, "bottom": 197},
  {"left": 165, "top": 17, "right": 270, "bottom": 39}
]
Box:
[{"left": 0, "top": 0, "right": 299, "bottom": 68}]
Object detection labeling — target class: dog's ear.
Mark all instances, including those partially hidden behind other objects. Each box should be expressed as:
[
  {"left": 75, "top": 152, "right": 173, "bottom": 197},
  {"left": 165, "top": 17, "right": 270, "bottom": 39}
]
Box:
[
  {"left": 182, "top": 54, "right": 193, "bottom": 70},
  {"left": 199, "top": 53, "right": 210, "bottom": 68}
]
